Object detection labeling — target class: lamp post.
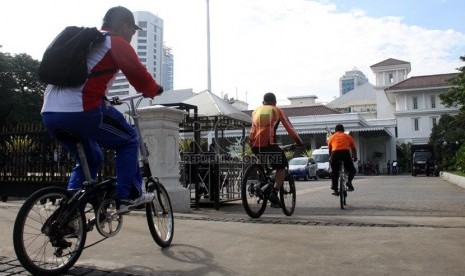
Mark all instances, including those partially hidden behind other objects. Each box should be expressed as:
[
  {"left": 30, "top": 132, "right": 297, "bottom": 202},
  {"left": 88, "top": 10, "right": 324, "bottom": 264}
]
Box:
[{"left": 206, "top": 0, "right": 212, "bottom": 92}]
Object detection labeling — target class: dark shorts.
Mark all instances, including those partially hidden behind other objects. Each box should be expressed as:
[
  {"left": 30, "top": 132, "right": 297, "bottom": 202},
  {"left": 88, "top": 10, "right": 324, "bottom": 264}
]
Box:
[{"left": 251, "top": 144, "right": 288, "bottom": 169}]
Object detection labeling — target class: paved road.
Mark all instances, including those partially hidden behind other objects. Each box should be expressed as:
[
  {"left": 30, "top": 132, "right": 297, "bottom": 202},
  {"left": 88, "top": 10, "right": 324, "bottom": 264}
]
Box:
[{"left": 1, "top": 174, "right": 465, "bottom": 275}]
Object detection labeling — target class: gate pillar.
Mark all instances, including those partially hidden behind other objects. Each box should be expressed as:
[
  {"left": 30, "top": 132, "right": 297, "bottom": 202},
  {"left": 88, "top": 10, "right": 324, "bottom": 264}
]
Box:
[{"left": 137, "top": 105, "right": 190, "bottom": 213}]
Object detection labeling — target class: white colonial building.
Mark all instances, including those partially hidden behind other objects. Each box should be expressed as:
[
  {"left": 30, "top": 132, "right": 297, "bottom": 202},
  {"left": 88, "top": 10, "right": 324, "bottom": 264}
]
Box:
[
  {"left": 384, "top": 73, "right": 458, "bottom": 145},
  {"left": 325, "top": 58, "right": 458, "bottom": 172}
]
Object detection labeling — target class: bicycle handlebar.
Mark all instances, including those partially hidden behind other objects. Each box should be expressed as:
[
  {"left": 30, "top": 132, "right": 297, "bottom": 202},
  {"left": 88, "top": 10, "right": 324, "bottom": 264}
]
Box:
[
  {"left": 109, "top": 94, "right": 144, "bottom": 105},
  {"left": 279, "top": 143, "right": 303, "bottom": 150},
  {"left": 117, "top": 94, "right": 144, "bottom": 102}
]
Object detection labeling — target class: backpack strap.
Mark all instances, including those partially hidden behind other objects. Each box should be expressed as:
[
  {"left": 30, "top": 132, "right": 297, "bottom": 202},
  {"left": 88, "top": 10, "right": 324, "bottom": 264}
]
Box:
[
  {"left": 88, "top": 68, "right": 118, "bottom": 78},
  {"left": 88, "top": 31, "right": 118, "bottom": 78}
]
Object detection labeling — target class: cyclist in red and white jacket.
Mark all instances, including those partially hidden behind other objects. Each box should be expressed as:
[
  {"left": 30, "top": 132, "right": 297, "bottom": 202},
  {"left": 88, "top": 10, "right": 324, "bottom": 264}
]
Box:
[{"left": 41, "top": 6, "right": 163, "bottom": 213}]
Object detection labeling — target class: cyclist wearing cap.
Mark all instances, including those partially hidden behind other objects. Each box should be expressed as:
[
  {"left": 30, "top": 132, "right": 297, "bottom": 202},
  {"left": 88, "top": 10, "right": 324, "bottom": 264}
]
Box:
[
  {"left": 249, "top": 92, "right": 303, "bottom": 207},
  {"left": 41, "top": 6, "right": 163, "bottom": 213},
  {"left": 327, "top": 124, "right": 357, "bottom": 195}
]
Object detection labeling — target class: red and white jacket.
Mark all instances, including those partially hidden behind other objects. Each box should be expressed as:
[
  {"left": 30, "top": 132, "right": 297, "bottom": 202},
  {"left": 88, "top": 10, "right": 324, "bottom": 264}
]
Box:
[{"left": 41, "top": 28, "right": 161, "bottom": 113}]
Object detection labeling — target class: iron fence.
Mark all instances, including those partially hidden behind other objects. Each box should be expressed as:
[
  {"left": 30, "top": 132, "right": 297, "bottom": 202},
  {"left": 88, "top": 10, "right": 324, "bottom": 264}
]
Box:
[{"left": 0, "top": 124, "right": 115, "bottom": 201}]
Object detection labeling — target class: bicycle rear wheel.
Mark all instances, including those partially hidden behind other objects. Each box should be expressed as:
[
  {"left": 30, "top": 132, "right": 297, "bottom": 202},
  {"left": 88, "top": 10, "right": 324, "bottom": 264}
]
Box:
[
  {"left": 13, "top": 187, "right": 86, "bottom": 276},
  {"left": 146, "top": 181, "right": 174, "bottom": 248},
  {"left": 241, "top": 164, "right": 268, "bottom": 218},
  {"left": 339, "top": 175, "right": 347, "bottom": 209},
  {"left": 280, "top": 170, "right": 296, "bottom": 216}
]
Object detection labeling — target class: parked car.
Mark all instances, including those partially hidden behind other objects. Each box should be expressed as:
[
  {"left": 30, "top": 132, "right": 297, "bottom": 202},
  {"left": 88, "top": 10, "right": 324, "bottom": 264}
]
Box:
[
  {"left": 288, "top": 157, "right": 318, "bottom": 181},
  {"left": 312, "top": 146, "right": 331, "bottom": 178}
]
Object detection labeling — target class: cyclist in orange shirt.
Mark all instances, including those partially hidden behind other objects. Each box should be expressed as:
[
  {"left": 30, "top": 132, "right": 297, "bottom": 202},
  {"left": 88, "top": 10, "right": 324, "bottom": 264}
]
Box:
[
  {"left": 327, "top": 124, "right": 357, "bottom": 195},
  {"left": 249, "top": 92, "right": 303, "bottom": 206}
]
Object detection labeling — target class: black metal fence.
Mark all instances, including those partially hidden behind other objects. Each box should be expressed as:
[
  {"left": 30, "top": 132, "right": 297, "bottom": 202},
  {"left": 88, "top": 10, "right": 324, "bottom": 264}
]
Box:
[{"left": 0, "top": 124, "right": 115, "bottom": 201}]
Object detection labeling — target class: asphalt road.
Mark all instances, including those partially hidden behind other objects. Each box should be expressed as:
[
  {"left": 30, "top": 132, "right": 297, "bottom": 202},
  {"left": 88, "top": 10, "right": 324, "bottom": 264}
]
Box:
[{"left": 1, "top": 174, "right": 465, "bottom": 275}]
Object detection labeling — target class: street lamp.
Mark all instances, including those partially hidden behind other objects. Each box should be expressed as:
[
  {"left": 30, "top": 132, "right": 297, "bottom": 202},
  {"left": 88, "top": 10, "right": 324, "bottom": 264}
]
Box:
[{"left": 206, "top": 0, "right": 212, "bottom": 92}]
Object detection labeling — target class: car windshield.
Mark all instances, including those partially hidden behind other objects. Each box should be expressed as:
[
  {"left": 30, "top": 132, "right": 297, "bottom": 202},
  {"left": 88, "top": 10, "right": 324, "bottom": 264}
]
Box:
[
  {"left": 414, "top": 152, "right": 432, "bottom": 161},
  {"left": 289, "top": 158, "right": 308, "bottom": 165},
  {"left": 312, "top": 154, "right": 329, "bottom": 162}
]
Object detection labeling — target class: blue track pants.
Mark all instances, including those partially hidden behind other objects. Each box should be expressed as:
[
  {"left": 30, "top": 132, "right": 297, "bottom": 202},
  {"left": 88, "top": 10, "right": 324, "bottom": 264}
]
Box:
[{"left": 42, "top": 102, "right": 142, "bottom": 201}]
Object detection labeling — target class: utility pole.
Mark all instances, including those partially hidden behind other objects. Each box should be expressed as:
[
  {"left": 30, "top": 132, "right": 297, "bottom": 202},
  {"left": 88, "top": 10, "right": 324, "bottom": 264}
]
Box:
[{"left": 206, "top": 0, "right": 212, "bottom": 92}]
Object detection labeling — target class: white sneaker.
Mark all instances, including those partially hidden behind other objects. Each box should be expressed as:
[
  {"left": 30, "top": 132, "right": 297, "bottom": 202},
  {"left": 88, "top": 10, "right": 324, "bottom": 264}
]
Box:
[{"left": 117, "top": 193, "right": 155, "bottom": 214}]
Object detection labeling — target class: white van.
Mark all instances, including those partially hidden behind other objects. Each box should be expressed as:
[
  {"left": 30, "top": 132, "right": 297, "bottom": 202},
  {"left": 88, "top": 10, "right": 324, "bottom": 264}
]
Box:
[{"left": 311, "top": 146, "right": 331, "bottom": 178}]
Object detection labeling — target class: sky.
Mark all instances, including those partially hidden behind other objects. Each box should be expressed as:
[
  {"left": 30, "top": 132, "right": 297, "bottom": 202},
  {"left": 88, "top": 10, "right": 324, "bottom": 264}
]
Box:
[{"left": 1, "top": 0, "right": 465, "bottom": 109}]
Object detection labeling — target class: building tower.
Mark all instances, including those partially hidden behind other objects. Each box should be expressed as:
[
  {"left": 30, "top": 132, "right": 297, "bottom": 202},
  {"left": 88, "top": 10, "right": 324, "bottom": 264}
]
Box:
[
  {"left": 162, "top": 45, "right": 174, "bottom": 91},
  {"left": 339, "top": 68, "right": 369, "bottom": 96},
  {"left": 370, "top": 58, "right": 411, "bottom": 88},
  {"left": 108, "top": 11, "right": 165, "bottom": 96}
]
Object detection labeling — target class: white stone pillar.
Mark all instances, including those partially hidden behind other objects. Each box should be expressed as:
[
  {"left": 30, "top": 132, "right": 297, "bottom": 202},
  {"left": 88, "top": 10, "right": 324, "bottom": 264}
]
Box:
[{"left": 136, "top": 105, "right": 190, "bottom": 213}]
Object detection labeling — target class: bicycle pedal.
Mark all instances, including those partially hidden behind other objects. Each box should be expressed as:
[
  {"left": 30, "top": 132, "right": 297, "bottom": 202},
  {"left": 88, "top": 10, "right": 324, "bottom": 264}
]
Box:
[{"left": 86, "top": 219, "right": 95, "bottom": 232}]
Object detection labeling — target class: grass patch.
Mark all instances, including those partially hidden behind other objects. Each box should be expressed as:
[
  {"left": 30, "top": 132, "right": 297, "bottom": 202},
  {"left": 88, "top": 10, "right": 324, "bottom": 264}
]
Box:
[{"left": 450, "top": 171, "right": 465, "bottom": 177}]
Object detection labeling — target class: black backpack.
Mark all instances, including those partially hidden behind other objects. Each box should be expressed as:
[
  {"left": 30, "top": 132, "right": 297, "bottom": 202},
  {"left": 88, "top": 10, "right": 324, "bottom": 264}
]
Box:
[{"left": 38, "top": 26, "right": 115, "bottom": 87}]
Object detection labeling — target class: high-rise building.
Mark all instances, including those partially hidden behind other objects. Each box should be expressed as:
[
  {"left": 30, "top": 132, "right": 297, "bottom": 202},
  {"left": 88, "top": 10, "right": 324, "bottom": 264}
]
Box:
[
  {"left": 339, "top": 68, "right": 369, "bottom": 96},
  {"left": 108, "top": 11, "right": 168, "bottom": 96},
  {"left": 162, "top": 46, "right": 174, "bottom": 91}
]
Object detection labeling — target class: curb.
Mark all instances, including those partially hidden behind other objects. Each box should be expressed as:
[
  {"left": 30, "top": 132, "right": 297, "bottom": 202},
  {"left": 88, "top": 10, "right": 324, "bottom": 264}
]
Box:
[{"left": 440, "top": 171, "right": 465, "bottom": 189}]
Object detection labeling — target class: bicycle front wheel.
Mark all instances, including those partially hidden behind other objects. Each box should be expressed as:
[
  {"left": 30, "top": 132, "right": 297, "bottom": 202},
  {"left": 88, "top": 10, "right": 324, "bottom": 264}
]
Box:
[
  {"left": 280, "top": 170, "right": 296, "bottom": 216},
  {"left": 339, "top": 176, "right": 347, "bottom": 209},
  {"left": 241, "top": 164, "right": 268, "bottom": 218},
  {"left": 146, "top": 182, "right": 174, "bottom": 248},
  {"left": 13, "top": 187, "right": 86, "bottom": 276}
]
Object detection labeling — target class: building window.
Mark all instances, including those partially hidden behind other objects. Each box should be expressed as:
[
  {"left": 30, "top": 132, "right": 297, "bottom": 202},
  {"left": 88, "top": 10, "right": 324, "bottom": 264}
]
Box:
[
  {"left": 413, "top": 118, "right": 419, "bottom": 131},
  {"left": 138, "top": 30, "right": 147, "bottom": 37},
  {"left": 138, "top": 45, "right": 147, "bottom": 50},
  {"left": 111, "top": 84, "right": 129, "bottom": 90},
  {"left": 138, "top": 21, "right": 147, "bottom": 28},
  {"left": 138, "top": 39, "right": 147, "bottom": 44},
  {"left": 413, "top": 97, "right": 418, "bottom": 110},
  {"left": 431, "top": 117, "right": 438, "bottom": 127},
  {"left": 431, "top": 95, "right": 436, "bottom": 108},
  {"left": 389, "top": 73, "right": 394, "bottom": 84},
  {"left": 108, "top": 90, "right": 129, "bottom": 96},
  {"left": 113, "top": 78, "right": 127, "bottom": 84}
]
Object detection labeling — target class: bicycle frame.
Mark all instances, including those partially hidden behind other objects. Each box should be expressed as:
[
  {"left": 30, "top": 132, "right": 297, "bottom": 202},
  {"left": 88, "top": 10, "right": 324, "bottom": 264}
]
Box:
[
  {"left": 42, "top": 178, "right": 115, "bottom": 236},
  {"left": 123, "top": 95, "right": 152, "bottom": 175},
  {"left": 49, "top": 94, "right": 164, "bottom": 233},
  {"left": 241, "top": 145, "right": 297, "bottom": 218},
  {"left": 117, "top": 94, "right": 167, "bottom": 213}
]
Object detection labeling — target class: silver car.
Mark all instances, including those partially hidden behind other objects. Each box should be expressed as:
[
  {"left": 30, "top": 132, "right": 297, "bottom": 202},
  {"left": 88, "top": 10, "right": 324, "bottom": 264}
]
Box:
[{"left": 288, "top": 157, "right": 318, "bottom": 181}]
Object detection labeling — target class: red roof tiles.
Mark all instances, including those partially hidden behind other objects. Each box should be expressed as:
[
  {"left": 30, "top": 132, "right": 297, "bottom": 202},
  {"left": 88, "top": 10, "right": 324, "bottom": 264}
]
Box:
[
  {"left": 244, "top": 105, "right": 340, "bottom": 117},
  {"left": 386, "top": 73, "right": 457, "bottom": 91}
]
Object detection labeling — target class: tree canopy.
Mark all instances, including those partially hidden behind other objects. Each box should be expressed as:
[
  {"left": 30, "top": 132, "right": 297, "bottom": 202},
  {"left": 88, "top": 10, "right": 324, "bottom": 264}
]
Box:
[
  {"left": 429, "top": 113, "right": 465, "bottom": 169},
  {"left": 0, "top": 51, "right": 45, "bottom": 127},
  {"left": 440, "top": 55, "right": 465, "bottom": 111}
]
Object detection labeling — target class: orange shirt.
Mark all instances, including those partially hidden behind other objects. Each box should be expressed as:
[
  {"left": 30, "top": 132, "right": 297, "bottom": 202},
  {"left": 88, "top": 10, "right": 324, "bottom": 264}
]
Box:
[
  {"left": 249, "top": 104, "right": 302, "bottom": 148},
  {"left": 328, "top": 131, "right": 356, "bottom": 153}
]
